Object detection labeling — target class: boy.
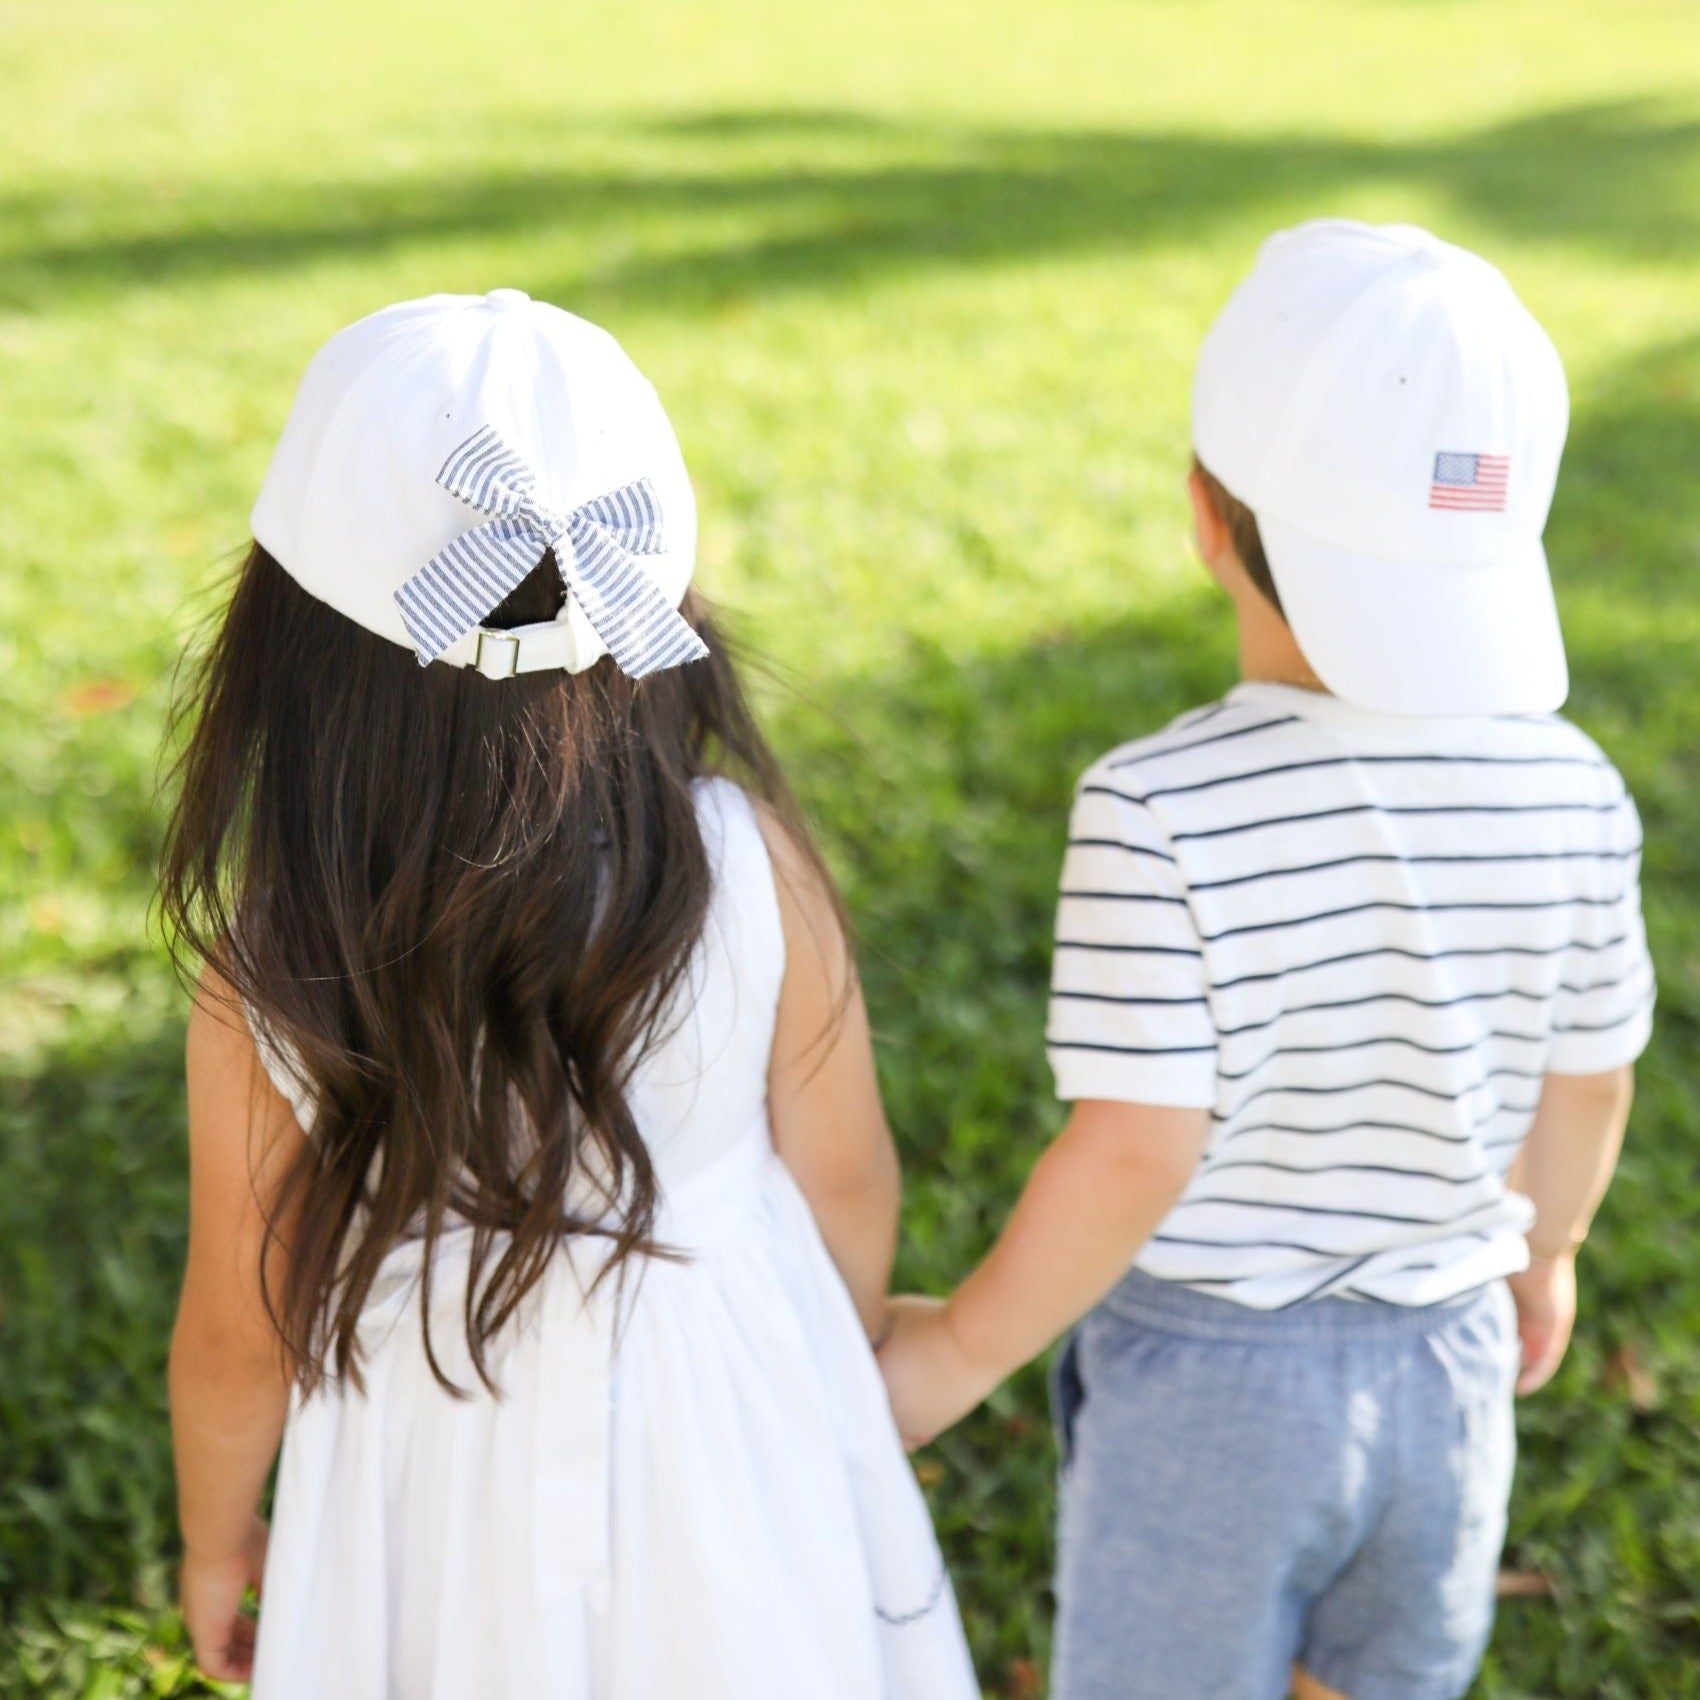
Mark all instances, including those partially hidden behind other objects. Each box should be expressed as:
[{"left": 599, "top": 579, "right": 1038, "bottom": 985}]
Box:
[{"left": 878, "top": 221, "right": 1654, "bottom": 1700}]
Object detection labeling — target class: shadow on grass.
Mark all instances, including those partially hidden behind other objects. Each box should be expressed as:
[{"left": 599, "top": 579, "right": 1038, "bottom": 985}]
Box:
[
  {"left": 1, "top": 99, "right": 1697, "bottom": 310},
  {"left": 1549, "top": 327, "right": 1700, "bottom": 917},
  {"left": 0, "top": 1018, "right": 189, "bottom": 1612}
]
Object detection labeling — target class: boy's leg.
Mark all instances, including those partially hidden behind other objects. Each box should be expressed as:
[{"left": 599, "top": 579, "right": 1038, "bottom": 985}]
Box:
[
  {"left": 1290, "top": 1670, "right": 1348, "bottom": 1700},
  {"left": 1298, "top": 1284, "right": 1519, "bottom": 1700},
  {"left": 1049, "top": 1284, "right": 1371, "bottom": 1700}
]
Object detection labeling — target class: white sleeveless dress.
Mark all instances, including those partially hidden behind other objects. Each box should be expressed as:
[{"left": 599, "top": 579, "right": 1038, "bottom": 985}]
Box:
[{"left": 248, "top": 779, "right": 979, "bottom": 1700}]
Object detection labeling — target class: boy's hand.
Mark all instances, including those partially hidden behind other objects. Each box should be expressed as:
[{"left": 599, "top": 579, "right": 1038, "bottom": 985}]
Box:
[
  {"left": 180, "top": 1513, "right": 267, "bottom": 1681},
  {"left": 1507, "top": 1252, "right": 1577, "bottom": 1394},
  {"left": 877, "top": 1294, "right": 1003, "bottom": 1449}
]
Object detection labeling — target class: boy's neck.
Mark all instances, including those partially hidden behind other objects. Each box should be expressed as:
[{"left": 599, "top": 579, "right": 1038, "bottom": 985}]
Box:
[{"left": 1234, "top": 593, "right": 1329, "bottom": 694}]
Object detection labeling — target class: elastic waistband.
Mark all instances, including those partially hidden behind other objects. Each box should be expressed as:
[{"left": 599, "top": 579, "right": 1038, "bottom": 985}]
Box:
[{"left": 1099, "top": 1267, "right": 1492, "bottom": 1344}]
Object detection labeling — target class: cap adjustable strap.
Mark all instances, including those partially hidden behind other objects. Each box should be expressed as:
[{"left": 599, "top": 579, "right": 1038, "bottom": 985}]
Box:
[{"left": 464, "top": 621, "right": 578, "bottom": 680}]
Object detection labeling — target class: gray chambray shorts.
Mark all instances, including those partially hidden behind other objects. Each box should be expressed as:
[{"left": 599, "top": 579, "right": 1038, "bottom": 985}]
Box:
[{"left": 1050, "top": 1269, "right": 1520, "bottom": 1700}]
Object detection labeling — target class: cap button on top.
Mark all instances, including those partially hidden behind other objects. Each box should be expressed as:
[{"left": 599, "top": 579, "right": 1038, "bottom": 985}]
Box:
[{"left": 485, "top": 288, "right": 531, "bottom": 312}]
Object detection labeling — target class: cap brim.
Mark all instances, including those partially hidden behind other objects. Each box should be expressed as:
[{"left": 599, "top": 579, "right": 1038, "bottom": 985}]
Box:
[{"left": 1257, "top": 515, "right": 1569, "bottom": 717}]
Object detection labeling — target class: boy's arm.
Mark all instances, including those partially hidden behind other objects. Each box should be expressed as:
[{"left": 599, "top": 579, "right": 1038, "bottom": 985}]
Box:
[
  {"left": 1506, "top": 773, "right": 1651, "bottom": 1394},
  {"left": 1505, "top": 1064, "right": 1634, "bottom": 1394},
  {"left": 878, "top": 769, "right": 1213, "bottom": 1443},
  {"left": 758, "top": 808, "right": 901, "bottom": 1342},
  {"left": 880, "top": 1098, "right": 1209, "bottom": 1445},
  {"left": 170, "top": 970, "right": 305, "bottom": 1680}
]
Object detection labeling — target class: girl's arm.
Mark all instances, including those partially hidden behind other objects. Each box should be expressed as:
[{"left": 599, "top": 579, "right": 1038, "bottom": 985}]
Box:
[
  {"left": 170, "top": 969, "right": 306, "bottom": 1681},
  {"left": 879, "top": 1098, "right": 1210, "bottom": 1445},
  {"left": 757, "top": 809, "right": 901, "bottom": 1341}
]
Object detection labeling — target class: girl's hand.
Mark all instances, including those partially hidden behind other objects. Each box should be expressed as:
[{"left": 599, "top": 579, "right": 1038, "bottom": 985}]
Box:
[
  {"left": 1507, "top": 1252, "right": 1578, "bottom": 1394},
  {"left": 181, "top": 1513, "right": 268, "bottom": 1681},
  {"left": 876, "top": 1294, "right": 1002, "bottom": 1449}
]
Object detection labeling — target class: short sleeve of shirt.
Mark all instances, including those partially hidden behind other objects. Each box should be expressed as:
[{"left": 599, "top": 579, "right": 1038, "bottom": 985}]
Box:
[
  {"left": 1547, "top": 788, "right": 1656, "bottom": 1074},
  {"left": 1046, "top": 774, "right": 1217, "bottom": 1107}
]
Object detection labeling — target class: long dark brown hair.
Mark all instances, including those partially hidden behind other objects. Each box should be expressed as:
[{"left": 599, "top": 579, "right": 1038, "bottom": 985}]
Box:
[{"left": 160, "top": 544, "right": 832, "bottom": 1394}]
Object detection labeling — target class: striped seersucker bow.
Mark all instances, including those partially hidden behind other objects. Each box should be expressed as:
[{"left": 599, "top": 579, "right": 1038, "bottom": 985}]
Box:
[{"left": 394, "top": 424, "right": 709, "bottom": 677}]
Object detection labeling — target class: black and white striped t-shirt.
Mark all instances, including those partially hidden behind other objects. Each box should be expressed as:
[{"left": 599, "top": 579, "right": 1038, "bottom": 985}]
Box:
[{"left": 1048, "top": 682, "right": 1654, "bottom": 1309}]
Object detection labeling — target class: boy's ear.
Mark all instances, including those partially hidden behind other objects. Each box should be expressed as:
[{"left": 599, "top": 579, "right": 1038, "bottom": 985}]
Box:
[{"left": 1187, "top": 464, "right": 1235, "bottom": 580}]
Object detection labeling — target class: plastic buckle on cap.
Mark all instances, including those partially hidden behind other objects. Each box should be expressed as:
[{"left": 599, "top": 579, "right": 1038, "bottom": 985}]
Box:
[{"left": 473, "top": 628, "right": 520, "bottom": 680}]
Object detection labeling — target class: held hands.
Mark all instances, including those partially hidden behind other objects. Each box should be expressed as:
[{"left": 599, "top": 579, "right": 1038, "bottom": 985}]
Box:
[
  {"left": 180, "top": 1513, "right": 268, "bottom": 1682},
  {"left": 1506, "top": 1251, "right": 1578, "bottom": 1395},
  {"left": 876, "top": 1295, "right": 1004, "bottom": 1450}
]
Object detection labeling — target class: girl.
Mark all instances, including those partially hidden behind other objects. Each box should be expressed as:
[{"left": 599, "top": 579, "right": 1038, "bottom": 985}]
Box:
[{"left": 160, "top": 289, "right": 977, "bottom": 1698}]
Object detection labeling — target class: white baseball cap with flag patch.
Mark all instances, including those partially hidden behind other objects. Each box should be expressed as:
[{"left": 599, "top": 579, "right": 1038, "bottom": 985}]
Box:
[
  {"left": 1192, "top": 220, "right": 1570, "bottom": 716},
  {"left": 251, "top": 289, "right": 704, "bottom": 681}
]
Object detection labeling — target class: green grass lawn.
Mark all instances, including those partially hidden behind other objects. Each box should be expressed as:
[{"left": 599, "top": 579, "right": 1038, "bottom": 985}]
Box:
[{"left": 3, "top": 0, "right": 1699, "bottom": 1692}]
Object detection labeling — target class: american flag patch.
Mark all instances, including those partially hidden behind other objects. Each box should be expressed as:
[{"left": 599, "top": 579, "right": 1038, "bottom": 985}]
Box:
[{"left": 1429, "top": 451, "right": 1509, "bottom": 512}]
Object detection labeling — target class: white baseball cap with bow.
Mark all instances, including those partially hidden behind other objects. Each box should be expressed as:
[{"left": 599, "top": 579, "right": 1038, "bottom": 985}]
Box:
[{"left": 251, "top": 289, "right": 706, "bottom": 680}]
